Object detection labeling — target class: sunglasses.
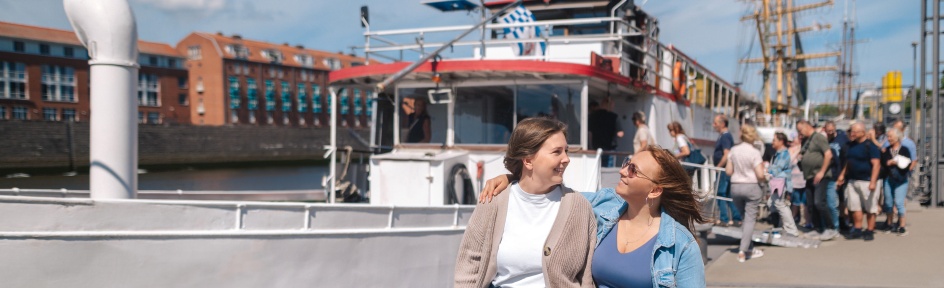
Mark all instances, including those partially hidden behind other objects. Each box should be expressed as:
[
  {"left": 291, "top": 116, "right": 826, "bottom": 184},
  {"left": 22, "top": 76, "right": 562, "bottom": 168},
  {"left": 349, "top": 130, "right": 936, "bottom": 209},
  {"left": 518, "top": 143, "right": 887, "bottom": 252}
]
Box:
[{"left": 621, "top": 157, "right": 657, "bottom": 183}]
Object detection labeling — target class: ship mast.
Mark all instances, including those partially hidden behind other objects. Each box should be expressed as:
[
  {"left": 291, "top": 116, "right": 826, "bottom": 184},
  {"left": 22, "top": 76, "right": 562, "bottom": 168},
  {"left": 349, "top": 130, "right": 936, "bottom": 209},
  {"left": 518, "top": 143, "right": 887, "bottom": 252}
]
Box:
[{"left": 740, "top": 0, "right": 836, "bottom": 120}]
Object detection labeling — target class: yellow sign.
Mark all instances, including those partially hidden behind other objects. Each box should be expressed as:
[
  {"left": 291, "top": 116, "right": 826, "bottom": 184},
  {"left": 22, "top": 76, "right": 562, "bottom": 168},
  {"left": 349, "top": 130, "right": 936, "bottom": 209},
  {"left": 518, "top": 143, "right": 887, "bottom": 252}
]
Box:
[{"left": 883, "top": 71, "right": 903, "bottom": 102}]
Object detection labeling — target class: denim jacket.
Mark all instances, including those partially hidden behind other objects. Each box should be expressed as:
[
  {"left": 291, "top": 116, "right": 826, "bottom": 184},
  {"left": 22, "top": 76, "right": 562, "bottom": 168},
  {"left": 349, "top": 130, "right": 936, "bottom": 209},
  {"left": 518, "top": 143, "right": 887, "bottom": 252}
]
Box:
[
  {"left": 768, "top": 149, "right": 793, "bottom": 192},
  {"left": 582, "top": 188, "right": 706, "bottom": 288}
]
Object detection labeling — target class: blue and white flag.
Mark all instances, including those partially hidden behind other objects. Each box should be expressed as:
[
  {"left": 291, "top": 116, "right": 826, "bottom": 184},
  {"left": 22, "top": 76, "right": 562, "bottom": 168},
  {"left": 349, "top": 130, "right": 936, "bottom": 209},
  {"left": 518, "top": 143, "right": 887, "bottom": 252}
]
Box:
[{"left": 499, "top": 5, "right": 548, "bottom": 56}]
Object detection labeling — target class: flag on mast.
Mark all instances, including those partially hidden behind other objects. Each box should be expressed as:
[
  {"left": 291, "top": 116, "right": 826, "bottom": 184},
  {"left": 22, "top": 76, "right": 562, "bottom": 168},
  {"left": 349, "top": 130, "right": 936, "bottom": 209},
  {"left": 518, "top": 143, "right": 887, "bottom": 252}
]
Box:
[{"left": 499, "top": 5, "right": 548, "bottom": 56}]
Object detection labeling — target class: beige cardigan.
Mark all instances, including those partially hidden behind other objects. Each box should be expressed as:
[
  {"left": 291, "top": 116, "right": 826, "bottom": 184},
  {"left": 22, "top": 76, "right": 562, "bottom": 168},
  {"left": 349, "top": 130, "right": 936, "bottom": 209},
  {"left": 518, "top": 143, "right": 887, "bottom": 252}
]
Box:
[{"left": 453, "top": 185, "right": 596, "bottom": 288}]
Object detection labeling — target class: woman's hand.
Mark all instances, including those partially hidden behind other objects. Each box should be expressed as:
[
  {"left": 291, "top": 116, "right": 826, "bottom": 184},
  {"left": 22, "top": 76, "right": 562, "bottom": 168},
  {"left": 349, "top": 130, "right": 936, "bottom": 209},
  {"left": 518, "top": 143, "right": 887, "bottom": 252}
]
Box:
[
  {"left": 478, "top": 174, "right": 513, "bottom": 203},
  {"left": 887, "top": 159, "right": 897, "bottom": 166}
]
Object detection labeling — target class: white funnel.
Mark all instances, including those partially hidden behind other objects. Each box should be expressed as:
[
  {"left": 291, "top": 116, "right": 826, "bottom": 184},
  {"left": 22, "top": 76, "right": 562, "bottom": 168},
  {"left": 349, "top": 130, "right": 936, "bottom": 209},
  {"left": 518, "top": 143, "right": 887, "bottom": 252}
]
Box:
[{"left": 64, "top": 0, "right": 139, "bottom": 199}]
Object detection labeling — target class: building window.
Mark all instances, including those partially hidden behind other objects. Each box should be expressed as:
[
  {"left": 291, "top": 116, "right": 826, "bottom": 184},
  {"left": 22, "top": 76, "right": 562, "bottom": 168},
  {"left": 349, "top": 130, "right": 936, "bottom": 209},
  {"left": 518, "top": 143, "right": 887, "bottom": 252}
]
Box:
[
  {"left": 188, "top": 46, "right": 202, "bottom": 60},
  {"left": 262, "top": 49, "right": 283, "bottom": 64},
  {"left": 246, "top": 78, "right": 258, "bottom": 110},
  {"left": 147, "top": 112, "right": 161, "bottom": 124},
  {"left": 340, "top": 89, "right": 349, "bottom": 115},
  {"left": 138, "top": 111, "right": 144, "bottom": 123},
  {"left": 61, "top": 109, "right": 76, "bottom": 122},
  {"left": 138, "top": 74, "right": 160, "bottom": 106},
  {"left": 43, "top": 108, "right": 57, "bottom": 121},
  {"left": 267, "top": 111, "right": 274, "bottom": 124},
  {"left": 13, "top": 41, "right": 25, "bottom": 52},
  {"left": 264, "top": 80, "right": 275, "bottom": 111},
  {"left": 366, "top": 98, "right": 374, "bottom": 118},
  {"left": 280, "top": 81, "right": 291, "bottom": 112},
  {"left": 41, "top": 65, "right": 76, "bottom": 102},
  {"left": 178, "top": 76, "right": 188, "bottom": 89},
  {"left": 12, "top": 106, "right": 27, "bottom": 120},
  {"left": 0, "top": 106, "right": 5, "bottom": 120},
  {"left": 323, "top": 58, "right": 341, "bottom": 70},
  {"left": 249, "top": 112, "right": 256, "bottom": 124},
  {"left": 225, "top": 44, "right": 250, "bottom": 59},
  {"left": 178, "top": 93, "right": 188, "bottom": 106},
  {"left": 299, "top": 117, "right": 306, "bottom": 126},
  {"left": 294, "top": 54, "right": 314, "bottom": 68},
  {"left": 353, "top": 89, "right": 363, "bottom": 116},
  {"left": 148, "top": 56, "right": 158, "bottom": 66},
  {"left": 39, "top": 44, "right": 50, "bottom": 55},
  {"left": 312, "top": 84, "right": 322, "bottom": 113},
  {"left": 228, "top": 76, "right": 240, "bottom": 109},
  {"left": 297, "top": 83, "right": 307, "bottom": 112},
  {"left": 283, "top": 113, "right": 289, "bottom": 125},
  {"left": 168, "top": 59, "right": 177, "bottom": 68},
  {"left": 1, "top": 62, "right": 28, "bottom": 100},
  {"left": 64, "top": 47, "right": 74, "bottom": 58},
  {"left": 231, "top": 110, "right": 239, "bottom": 124}
]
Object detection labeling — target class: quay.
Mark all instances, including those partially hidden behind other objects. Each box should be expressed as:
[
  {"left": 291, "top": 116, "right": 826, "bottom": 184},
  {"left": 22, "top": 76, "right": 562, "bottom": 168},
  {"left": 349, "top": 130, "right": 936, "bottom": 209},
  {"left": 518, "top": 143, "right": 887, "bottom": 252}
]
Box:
[{"left": 705, "top": 201, "right": 944, "bottom": 288}]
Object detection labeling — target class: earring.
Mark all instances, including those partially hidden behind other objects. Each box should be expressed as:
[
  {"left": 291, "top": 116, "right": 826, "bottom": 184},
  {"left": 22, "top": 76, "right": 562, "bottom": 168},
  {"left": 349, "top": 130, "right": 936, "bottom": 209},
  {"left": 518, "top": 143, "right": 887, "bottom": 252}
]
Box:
[{"left": 646, "top": 197, "right": 654, "bottom": 227}]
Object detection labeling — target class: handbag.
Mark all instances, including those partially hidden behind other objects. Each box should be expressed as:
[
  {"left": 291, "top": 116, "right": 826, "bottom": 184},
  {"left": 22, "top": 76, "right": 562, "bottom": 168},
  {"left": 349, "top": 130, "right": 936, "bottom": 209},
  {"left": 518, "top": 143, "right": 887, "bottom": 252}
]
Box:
[{"left": 684, "top": 137, "right": 707, "bottom": 165}]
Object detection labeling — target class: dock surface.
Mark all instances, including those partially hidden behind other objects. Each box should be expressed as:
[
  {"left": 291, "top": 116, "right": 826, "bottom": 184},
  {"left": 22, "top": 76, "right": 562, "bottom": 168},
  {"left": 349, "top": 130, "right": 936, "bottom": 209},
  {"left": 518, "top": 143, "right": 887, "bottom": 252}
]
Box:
[{"left": 706, "top": 202, "right": 944, "bottom": 288}]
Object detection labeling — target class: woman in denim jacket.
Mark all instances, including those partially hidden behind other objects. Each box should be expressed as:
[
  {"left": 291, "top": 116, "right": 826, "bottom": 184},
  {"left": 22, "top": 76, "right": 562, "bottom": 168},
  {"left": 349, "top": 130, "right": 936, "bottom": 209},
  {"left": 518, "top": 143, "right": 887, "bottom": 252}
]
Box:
[
  {"left": 481, "top": 146, "right": 707, "bottom": 287},
  {"left": 767, "top": 132, "right": 800, "bottom": 237}
]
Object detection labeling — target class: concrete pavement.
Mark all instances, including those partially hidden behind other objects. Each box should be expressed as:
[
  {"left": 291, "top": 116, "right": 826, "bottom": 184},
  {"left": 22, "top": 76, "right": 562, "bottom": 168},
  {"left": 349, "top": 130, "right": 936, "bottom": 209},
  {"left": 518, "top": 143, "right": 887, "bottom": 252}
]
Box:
[{"left": 705, "top": 202, "right": 944, "bottom": 287}]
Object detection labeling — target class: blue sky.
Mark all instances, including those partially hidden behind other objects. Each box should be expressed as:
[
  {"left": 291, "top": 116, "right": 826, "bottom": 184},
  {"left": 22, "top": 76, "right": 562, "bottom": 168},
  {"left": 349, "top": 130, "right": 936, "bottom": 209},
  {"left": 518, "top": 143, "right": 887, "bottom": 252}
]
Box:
[{"left": 0, "top": 0, "right": 923, "bottom": 105}]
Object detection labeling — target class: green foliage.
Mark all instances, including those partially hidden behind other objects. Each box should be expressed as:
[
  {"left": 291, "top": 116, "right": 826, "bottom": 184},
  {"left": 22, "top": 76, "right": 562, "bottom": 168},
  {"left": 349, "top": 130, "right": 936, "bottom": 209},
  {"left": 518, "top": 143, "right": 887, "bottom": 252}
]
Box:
[{"left": 814, "top": 104, "right": 839, "bottom": 116}]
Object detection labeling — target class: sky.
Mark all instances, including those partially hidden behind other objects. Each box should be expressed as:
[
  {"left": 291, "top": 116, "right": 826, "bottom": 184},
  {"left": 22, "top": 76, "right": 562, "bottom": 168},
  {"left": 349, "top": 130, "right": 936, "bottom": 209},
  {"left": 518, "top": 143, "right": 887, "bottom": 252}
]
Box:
[{"left": 0, "top": 0, "right": 924, "bottom": 105}]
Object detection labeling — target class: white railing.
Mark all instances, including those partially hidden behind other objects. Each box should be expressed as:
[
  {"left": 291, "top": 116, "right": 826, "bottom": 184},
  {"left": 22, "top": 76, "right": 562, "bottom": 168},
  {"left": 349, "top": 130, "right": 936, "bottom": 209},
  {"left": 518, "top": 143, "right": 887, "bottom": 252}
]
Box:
[{"left": 0, "top": 188, "right": 326, "bottom": 201}]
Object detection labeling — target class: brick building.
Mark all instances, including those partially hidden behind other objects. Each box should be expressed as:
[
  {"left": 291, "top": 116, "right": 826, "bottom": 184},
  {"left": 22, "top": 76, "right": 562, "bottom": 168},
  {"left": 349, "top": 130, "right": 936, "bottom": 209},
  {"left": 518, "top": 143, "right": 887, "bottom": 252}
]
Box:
[
  {"left": 176, "top": 32, "right": 371, "bottom": 127},
  {"left": 0, "top": 21, "right": 190, "bottom": 124}
]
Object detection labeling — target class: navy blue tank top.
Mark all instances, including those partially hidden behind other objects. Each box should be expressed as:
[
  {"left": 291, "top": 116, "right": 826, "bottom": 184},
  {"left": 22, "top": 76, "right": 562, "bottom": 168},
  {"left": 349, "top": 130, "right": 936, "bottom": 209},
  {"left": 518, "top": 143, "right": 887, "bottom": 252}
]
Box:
[{"left": 591, "top": 225, "right": 657, "bottom": 288}]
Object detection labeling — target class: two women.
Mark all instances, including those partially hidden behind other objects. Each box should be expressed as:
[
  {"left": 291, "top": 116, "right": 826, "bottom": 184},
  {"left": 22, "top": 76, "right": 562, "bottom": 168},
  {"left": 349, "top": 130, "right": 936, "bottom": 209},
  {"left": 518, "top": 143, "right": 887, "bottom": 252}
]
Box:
[
  {"left": 454, "top": 118, "right": 596, "bottom": 288},
  {"left": 725, "top": 124, "right": 766, "bottom": 262},
  {"left": 473, "top": 145, "right": 707, "bottom": 287}
]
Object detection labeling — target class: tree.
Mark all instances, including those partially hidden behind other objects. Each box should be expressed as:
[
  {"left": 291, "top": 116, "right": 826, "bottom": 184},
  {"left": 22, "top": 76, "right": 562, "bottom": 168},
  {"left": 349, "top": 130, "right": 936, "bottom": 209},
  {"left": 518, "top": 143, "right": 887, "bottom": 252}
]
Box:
[{"left": 814, "top": 104, "right": 839, "bottom": 116}]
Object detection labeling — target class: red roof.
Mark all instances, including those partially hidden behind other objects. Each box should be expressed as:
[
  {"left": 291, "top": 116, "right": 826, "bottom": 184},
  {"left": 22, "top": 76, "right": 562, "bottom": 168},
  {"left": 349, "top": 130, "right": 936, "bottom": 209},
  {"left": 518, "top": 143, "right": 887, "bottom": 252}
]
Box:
[
  {"left": 192, "top": 32, "right": 369, "bottom": 70},
  {"left": 0, "top": 21, "right": 181, "bottom": 57}
]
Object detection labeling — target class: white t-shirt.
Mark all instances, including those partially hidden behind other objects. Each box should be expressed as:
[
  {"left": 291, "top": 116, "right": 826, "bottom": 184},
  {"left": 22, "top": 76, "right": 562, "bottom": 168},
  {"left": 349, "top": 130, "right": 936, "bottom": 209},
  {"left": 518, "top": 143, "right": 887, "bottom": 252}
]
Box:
[
  {"left": 729, "top": 142, "right": 763, "bottom": 184},
  {"left": 633, "top": 124, "right": 652, "bottom": 154},
  {"left": 493, "top": 182, "right": 563, "bottom": 288},
  {"left": 674, "top": 135, "right": 690, "bottom": 154}
]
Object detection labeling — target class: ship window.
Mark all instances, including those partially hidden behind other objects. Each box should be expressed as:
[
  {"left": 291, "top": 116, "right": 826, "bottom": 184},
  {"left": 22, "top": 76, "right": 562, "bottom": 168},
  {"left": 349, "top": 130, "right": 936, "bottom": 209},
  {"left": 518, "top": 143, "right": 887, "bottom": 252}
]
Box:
[
  {"left": 516, "top": 83, "right": 582, "bottom": 144},
  {"left": 454, "top": 86, "right": 515, "bottom": 144},
  {"left": 398, "top": 87, "right": 447, "bottom": 144}
]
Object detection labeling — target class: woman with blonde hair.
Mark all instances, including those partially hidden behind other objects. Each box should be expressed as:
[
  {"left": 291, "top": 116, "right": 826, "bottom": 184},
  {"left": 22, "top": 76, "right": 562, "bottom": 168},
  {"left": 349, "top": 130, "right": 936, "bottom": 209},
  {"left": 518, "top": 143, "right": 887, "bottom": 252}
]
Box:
[
  {"left": 725, "top": 124, "right": 767, "bottom": 262},
  {"left": 454, "top": 117, "right": 596, "bottom": 288},
  {"left": 479, "top": 145, "right": 707, "bottom": 287}
]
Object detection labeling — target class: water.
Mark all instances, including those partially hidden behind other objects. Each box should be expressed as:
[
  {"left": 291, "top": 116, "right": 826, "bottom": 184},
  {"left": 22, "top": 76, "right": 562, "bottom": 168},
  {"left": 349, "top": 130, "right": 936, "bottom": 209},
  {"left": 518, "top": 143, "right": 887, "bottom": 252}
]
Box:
[{"left": 0, "top": 165, "right": 329, "bottom": 191}]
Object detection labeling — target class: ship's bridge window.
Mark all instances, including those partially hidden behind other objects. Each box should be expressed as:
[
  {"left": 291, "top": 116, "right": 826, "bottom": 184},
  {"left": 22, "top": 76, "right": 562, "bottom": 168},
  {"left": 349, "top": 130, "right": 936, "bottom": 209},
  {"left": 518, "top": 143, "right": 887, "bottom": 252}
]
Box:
[
  {"left": 454, "top": 85, "right": 514, "bottom": 144},
  {"left": 399, "top": 88, "right": 446, "bottom": 144},
  {"left": 515, "top": 83, "right": 582, "bottom": 144}
]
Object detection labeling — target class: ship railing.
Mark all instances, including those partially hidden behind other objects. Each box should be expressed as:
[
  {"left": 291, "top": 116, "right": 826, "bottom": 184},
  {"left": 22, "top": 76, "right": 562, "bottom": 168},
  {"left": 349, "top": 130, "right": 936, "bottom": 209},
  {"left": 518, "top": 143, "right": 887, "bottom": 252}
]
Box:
[
  {"left": 360, "top": 16, "right": 741, "bottom": 117},
  {"left": 0, "top": 188, "right": 327, "bottom": 202},
  {"left": 0, "top": 193, "right": 475, "bottom": 236}
]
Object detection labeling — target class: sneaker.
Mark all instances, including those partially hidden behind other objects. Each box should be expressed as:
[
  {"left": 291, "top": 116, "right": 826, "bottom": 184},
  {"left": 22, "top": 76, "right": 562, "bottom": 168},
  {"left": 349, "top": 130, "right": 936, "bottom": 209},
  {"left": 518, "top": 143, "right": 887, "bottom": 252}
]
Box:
[
  {"left": 863, "top": 230, "right": 875, "bottom": 241},
  {"left": 737, "top": 251, "right": 746, "bottom": 263},
  {"left": 773, "top": 231, "right": 782, "bottom": 239},
  {"left": 897, "top": 227, "right": 909, "bottom": 236},
  {"left": 749, "top": 249, "right": 765, "bottom": 260},
  {"left": 803, "top": 231, "right": 821, "bottom": 239},
  {"left": 819, "top": 229, "right": 839, "bottom": 241},
  {"left": 847, "top": 228, "right": 862, "bottom": 239}
]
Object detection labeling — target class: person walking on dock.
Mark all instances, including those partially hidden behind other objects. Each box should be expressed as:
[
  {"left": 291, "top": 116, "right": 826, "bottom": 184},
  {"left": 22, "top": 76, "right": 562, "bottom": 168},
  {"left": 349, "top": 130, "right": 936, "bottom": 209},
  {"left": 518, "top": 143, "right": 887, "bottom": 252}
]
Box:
[
  {"left": 796, "top": 120, "right": 838, "bottom": 241},
  {"left": 631, "top": 111, "right": 651, "bottom": 155},
  {"left": 881, "top": 128, "right": 911, "bottom": 236},
  {"left": 836, "top": 123, "right": 882, "bottom": 241},
  {"left": 725, "top": 124, "right": 766, "bottom": 262},
  {"left": 713, "top": 115, "right": 741, "bottom": 227},
  {"left": 767, "top": 132, "right": 800, "bottom": 237}
]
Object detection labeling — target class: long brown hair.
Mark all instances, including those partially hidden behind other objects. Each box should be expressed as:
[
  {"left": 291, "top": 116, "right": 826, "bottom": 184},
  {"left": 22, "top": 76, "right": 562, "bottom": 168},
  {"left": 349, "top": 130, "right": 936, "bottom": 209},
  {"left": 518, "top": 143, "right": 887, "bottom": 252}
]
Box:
[
  {"left": 503, "top": 117, "right": 568, "bottom": 179},
  {"left": 645, "top": 145, "right": 707, "bottom": 234},
  {"left": 667, "top": 121, "right": 686, "bottom": 135}
]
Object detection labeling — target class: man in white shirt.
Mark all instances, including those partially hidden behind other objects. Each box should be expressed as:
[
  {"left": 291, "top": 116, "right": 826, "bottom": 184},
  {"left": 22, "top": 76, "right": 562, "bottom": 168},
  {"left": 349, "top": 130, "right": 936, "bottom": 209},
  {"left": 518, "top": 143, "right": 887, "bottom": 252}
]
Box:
[{"left": 632, "top": 111, "right": 651, "bottom": 154}]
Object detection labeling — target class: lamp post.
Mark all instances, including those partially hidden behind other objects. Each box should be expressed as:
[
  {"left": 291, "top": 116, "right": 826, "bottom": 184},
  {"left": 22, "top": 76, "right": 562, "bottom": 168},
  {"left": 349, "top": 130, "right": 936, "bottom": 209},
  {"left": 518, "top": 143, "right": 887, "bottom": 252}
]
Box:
[{"left": 912, "top": 41, "right": 918, "bottom": 140}]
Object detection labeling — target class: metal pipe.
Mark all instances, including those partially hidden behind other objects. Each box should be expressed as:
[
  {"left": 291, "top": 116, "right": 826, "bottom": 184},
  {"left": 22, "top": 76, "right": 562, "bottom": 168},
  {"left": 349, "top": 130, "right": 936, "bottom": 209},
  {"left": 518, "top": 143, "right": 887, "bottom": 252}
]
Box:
[
  {"left": 932, "top": 0, "right": 940, "bottom": 206},
  {"left": 64, "top": 0, "right": 139, "bottom": 199},
  {"left": 920, "top": 0, "right": 928, "bottom": 198},
  {"left": 375, "top": 0, "right": 521, "bottom": 91}
]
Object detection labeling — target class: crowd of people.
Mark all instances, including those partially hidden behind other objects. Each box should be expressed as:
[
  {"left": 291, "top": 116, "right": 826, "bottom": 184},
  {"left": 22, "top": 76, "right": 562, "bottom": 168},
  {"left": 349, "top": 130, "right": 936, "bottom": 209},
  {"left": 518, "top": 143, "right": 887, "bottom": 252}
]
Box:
[{"left": 452, "top": 110, "right": 917, "bottom": 286}]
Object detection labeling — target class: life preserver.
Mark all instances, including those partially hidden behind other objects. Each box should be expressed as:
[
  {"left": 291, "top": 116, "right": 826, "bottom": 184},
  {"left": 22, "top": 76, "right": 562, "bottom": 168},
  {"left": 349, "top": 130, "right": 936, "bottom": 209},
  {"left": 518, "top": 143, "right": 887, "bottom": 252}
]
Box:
[{"left": 672, "top": 60, "right": 687, "bottom": 99}]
